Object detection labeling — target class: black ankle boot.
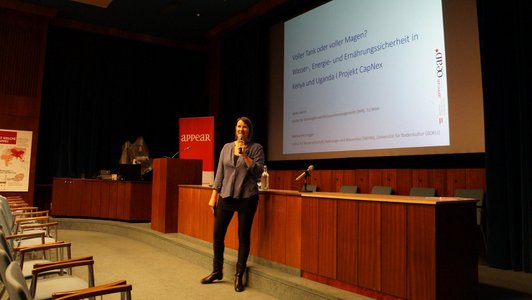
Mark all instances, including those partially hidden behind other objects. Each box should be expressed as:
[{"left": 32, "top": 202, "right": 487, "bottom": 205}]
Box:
[
  {"left": 201, "top": 259, "right": 223, "bottom": 284},
  {"left": 201, "top": 271, "right": 223, "bottom": 284},
  {"left": 234, "top": 263, "right": 246, "bottom": 292}
]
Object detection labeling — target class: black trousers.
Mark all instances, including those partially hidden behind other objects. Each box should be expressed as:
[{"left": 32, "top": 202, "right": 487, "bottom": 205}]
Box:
[{"left": 213, "top": 194, "right": 259, "bottom": 267}]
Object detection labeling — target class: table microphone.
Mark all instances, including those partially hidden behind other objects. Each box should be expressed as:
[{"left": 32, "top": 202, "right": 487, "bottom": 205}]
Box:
[
  {"left": 169, "top": 146, "right": 192, "bottom": 158},
  {"left": 295, "top": 165, "right": 314, "bottom": 181}
]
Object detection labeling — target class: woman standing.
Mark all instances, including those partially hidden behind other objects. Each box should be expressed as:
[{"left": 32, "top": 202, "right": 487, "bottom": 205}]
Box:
[{"left": 200, "top": 116, "right": 264, "bottom": 292}]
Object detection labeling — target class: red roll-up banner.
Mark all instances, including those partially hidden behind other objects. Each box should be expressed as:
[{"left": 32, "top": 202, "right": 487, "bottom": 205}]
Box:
[{"left": 179, "top": 116, "right": 215, "bottom": 185}]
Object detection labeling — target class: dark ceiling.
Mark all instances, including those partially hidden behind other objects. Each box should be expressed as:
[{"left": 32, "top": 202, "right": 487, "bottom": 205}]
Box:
[{"left": 17, "top": 0, "right": 262, "bottom": 44}]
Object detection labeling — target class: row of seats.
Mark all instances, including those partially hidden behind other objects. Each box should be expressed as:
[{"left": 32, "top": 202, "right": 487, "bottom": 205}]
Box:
[
  {"left": 303, "top": 184, "right": 429, "bottom": 195},
  {"left": 303, "top": 184, "right": 483, "bottom": 200},
  {"left": 0, "top": 194, "right": 133, "bottom": 300},
  {"left": 319, "top": 186, "right": 484, "bottom": 227},
  {"left": 301, "top": 184, "right": 396, "bottom": 195}
]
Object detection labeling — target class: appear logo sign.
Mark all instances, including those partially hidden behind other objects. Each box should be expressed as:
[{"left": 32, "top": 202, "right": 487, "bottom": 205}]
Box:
[{"left": 180, "top": 134, "right": 212, "bottom": 142}]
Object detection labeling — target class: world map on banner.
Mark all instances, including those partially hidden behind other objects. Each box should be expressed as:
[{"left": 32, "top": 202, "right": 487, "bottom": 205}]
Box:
[
  {"left": 0, "top": 130, "right": 32, "bottom": 192},
  {"left": 1, "top": 147, "right": 26, "bottom": 166}
]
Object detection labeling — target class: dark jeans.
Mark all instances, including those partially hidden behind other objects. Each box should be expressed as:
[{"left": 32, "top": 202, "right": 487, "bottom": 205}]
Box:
[{"left": 213, "top": 194, "right": 259, "bottom": 267}]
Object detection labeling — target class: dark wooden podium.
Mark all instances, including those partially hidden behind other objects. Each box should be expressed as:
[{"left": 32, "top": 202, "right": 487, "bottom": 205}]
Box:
[{"left": 151, "top": 158, "right": 202, "bottom": 233}]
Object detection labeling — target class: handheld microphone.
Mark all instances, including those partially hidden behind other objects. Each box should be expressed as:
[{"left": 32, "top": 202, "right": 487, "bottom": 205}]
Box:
[
  {"left": 295, "top": 165, "right": 314, "bottom": 181},
  {"left": 237, "top": 134, "right": 243, "bottom": 154},
  {"left": 170, "top": 146, "right": 192, "bottom": 158}
]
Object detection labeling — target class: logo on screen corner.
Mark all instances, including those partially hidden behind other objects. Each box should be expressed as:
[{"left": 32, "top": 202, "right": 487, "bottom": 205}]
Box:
[{"left": 435, "top": 49, "right": 444, "bottom": 78}]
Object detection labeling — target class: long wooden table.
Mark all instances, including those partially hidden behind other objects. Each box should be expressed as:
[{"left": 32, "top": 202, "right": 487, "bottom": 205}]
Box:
[
  {"left": 51, "top": 178, "right": 151, "bottom": 221},
  {"left": 178, "top": 185, "right": 478, "bottom": 300}
]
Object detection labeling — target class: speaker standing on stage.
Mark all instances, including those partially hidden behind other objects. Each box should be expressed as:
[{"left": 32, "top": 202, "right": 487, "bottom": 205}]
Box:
[{"left": 201, "top": 116, "right": 265, "bottom": 292}]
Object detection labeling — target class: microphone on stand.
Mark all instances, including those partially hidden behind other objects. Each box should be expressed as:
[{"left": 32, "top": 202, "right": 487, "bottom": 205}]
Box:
[
  {"left": 295, "top": 165, "right": 314, "bottom": 181},
  {"left": 168, "top": 146, "right": 192, "bottom": 158}
]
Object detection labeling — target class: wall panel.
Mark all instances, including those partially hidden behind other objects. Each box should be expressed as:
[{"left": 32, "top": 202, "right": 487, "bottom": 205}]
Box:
[{"left": 0, "top": 4, "right": 54, "bottom": 204}]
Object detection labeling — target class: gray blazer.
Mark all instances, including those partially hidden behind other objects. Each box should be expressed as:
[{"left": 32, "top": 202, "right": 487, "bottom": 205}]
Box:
[{"left": 213, "top": 141, "right": 264, "bottom": 199}]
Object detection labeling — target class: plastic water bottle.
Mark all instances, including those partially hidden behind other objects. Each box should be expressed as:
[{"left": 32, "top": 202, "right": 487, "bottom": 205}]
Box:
[{"left": 260, "top": 165, "right": 269, "bottom": 190}]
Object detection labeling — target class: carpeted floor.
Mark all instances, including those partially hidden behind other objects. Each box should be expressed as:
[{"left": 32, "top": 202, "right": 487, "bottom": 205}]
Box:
[
  {"left": 51, "top": 220, "right": 532, "bottom": 300},
  {"left": 60, "top": 229, "right": 280, "bottom": 300}
]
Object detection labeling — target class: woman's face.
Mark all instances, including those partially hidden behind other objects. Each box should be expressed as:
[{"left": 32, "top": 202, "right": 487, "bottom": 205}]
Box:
[{"left": 235, "top": 120, "right": 250, "bottom": 141}]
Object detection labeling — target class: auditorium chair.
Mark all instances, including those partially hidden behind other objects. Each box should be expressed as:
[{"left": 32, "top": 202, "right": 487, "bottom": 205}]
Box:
[
  {"left": 455, "top": 189, "right": 486, "bottom": 252},
  {"left": 0, "top": 196, "right": 53, "bottom": 237},
  {"left": 409, "top": 187, "right": 436, "bottom": 197},
  {"left": 0, "top": 232, "right": 71, "bottom": 280},
  {"left": 4, "top": 195, "right": 30, "bottom": 207},
  {"left": 301, "top": 184, "right": 318, "bottom": 192},
  {"left": 339, "top": 185, "right": 358, "bottom": 193},
  {"left": 3, "top": 260, "right": 132, "bottom": 300},
  {"left": 51, "top": 280, "right": 132, "bottom": 300},
  {"left": 371, "top": 186, "right": 392, "bottom": 195},
  {"left": 0, "top": 206, "right": 57, "bottom": 248},
  {"left": 0, "top": 248, "right": 96, "bottom": 300}
]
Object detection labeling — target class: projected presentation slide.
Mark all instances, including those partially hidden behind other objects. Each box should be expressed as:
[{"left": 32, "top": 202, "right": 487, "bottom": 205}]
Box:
[{"left": 283, "top": 0, "right": 449, "bottom": 154}]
